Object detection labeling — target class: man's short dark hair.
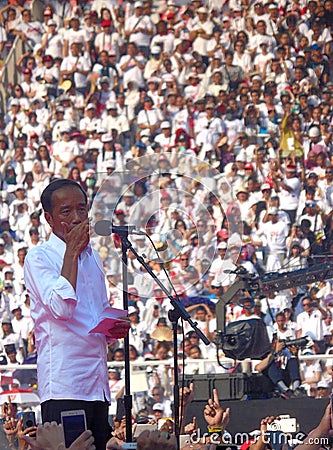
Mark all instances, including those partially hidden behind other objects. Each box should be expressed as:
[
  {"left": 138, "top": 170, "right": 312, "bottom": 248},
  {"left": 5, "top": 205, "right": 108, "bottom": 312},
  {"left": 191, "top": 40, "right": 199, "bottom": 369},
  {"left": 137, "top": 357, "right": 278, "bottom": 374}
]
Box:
[
  {"left": 275, "top": 311, "right": 285, "bottom": 319},
  {"left": 41, "top": 179, "right": 87, "bottom": 215}
]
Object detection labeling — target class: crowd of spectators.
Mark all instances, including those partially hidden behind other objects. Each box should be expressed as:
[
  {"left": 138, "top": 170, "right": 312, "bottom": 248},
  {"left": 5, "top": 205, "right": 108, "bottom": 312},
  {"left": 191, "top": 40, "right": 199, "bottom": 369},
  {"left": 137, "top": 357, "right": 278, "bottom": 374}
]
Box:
[{"left": 0, "top": 0, "right": 332, "bottom": 430}]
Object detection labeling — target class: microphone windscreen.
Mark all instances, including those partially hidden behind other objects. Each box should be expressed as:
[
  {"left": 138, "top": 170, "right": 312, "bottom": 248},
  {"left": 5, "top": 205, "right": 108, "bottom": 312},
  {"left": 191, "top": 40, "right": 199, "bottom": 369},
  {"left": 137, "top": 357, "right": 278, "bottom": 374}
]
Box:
[{"left": 94, "top": 220, "right": 111, "bottom": 236}]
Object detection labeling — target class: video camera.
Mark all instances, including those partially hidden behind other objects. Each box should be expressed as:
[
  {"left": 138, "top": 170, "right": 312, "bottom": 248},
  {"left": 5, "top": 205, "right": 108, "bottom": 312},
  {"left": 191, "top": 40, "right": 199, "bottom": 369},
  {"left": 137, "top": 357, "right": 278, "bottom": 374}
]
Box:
[{"left": 281, "top": 336, "right": 309, "bottom": 349}]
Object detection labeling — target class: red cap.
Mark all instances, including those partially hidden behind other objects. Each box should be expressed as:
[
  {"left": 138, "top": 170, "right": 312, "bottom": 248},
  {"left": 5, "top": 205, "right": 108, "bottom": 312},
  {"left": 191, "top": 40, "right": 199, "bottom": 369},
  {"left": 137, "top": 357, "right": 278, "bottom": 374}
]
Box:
[
  {"left": 286, "top": 165, "right": 296, "bottom": 172},
  {"left": 166, "top": 12, "right": 175, "bottom": 19},
  {"left": 43, "top": 10, "right": 52, "bottom": 16},
  {"left": 128, "top": 287, "right": 139, "bottom": 295},
  {"left": 244, "top": 163, "right": 254, "bottom": 170},
  {"left": 217, "top": 229, "right": 229, "bottom": 239},
  {"left": 161, "top": 192, "right": 171, "bottom": 200},
  {"left": 23, "top": 68, "right": 32, "bottom": 75},
  {"left": 115, "top": 209, "right": 124, "bottom": 215},
  {"left": 101, "top": 19, "right": 111, "bottom": 27}
]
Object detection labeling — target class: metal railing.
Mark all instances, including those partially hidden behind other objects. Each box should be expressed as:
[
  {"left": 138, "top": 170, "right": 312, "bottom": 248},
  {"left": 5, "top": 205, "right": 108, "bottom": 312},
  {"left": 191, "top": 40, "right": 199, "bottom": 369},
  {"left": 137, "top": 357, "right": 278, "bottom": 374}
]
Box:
[
  {"left": 3, "top": 353, "right": 333, "bottom": 373},
  {"left": 0, "top": 0, "right": 45, "bottom": 114}
]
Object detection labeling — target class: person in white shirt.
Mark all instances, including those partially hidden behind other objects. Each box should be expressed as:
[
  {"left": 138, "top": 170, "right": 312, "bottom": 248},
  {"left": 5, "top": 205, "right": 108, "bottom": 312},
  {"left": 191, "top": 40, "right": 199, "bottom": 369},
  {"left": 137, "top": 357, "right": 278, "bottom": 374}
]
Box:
[
  {"left": 10, "top": 304, "right": 33, "bottom": 352},
  {"left": 188, "top": 7, "right": 214, "bottom": 63},
  {"left": 296, "top": 296, "right": 327, "bottom": 348},
  {"left": 60, "top": 42, "right": 91, "bottom": 96},
  {"left": 13, "top": 9, "right": 44, "bottom": 47},
  {"left": 249, "top": 20, "right": 276, "bottom": 56},
  {"left": 273, "top": 311, "right": 296, "bottom": 340},
  {"left": 273, "top": 165, "right": 301, "bottom": 225},
  {"left": 258, "top": 207, "right": 289, "bottom": 272},
  {"left": 125, "top": 1, "right": 154, "bottom": 58},
  {"left": 118, "top": 42, "right": 145, "bottom": 89},
  {"left": 94, "top": 20, "right": 122, "bottom": 59},
  {"left": 24, "top": 179, "right": 130, "bottom": 450},
  {"left": 63, "top": 16, "right": 90, "bottom": 57},
  {"left": 52, "top": 129, "right": 81, "bottom": 175},
  {"left": 41, "top": 20, "right": 63, "bottom": 59}
]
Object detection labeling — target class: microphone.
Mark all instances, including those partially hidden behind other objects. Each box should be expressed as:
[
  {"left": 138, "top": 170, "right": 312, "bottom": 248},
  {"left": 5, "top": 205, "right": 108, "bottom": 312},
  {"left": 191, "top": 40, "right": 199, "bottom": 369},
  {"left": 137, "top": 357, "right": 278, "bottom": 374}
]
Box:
[{"left": 94, "top": 220, "right": 146, "bottom": 236}]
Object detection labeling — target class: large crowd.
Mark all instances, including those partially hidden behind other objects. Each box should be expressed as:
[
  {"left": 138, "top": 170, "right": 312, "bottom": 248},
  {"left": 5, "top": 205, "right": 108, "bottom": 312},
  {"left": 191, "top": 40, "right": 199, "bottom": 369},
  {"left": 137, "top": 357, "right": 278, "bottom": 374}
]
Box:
[{"left": 0, "top": 0, "right": 332, "bottom": 443}]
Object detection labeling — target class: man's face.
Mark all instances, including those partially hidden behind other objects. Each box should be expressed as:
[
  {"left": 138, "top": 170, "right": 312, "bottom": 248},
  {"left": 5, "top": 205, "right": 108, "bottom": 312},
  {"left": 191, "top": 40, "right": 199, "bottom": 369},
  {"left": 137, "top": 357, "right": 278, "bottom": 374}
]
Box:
[
  {"left": 270, "top": 213, "right": 278, "bottom": 223},
  {"left": 71, "top": 44, "right": 79, "bottom": 56},
  {"left": 276, "top": 315, "right": 286, "bottom": 329},
  {"left": 113, "top": 351, "right": 124, "bottom": 361},
  {"left": 45, "top": 186, "right": 88, "bottom": 241},
  {"left": 196, "top": 309, "right": 206, "bottom": 321},
  {"left": 7, "top": 352, "right": 17, "bottom": 363},
  {"left": 317, "top": 387, "right": 329, "bottom": 398},
  {"left": 242, "top": 301, "right": 253, "bottom": 312},
  {"left": 22, "top": 10, "right": 31, "bottom": 22},
  {"left": 12, "top": 308, "right": 22, "bottom": 320}
]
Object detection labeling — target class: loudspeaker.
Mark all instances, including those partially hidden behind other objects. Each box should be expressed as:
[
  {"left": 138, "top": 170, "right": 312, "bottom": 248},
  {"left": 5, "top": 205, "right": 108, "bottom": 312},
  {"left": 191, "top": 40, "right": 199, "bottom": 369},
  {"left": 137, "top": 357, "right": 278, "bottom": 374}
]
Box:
[{"left": 185, "top": 397, "right": 328, "bottom": 435}]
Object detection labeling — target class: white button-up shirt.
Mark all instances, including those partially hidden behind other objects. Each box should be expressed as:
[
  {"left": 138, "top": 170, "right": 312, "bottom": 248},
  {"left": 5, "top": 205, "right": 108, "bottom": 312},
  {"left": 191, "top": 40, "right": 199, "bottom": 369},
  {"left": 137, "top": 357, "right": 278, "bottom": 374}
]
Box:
[{"left": 24, "top": 233, "right": 112, "bottom": 403}]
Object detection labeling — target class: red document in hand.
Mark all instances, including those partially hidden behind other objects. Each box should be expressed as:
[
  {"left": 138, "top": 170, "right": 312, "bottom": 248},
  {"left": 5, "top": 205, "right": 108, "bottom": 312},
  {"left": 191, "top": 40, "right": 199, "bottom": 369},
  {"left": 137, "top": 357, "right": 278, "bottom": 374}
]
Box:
[{"left": 89, "top": 307, "right": 128, "bottom": 336}]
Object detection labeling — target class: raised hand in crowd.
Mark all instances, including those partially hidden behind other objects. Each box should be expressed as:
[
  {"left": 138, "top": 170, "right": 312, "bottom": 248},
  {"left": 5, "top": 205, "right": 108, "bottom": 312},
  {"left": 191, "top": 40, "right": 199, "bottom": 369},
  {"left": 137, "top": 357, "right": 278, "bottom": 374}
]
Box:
[
  {"left": 204, "top": 388, "right": 230, "bottom": 430},
  {"left": 249, "top": 416, "right": 279, "bottom": 450},
  {"left": 294, "top": 402, "right": 333, "bottom": 450},
  {"left": 136, "top": 429, "right": 177, "bottom": 450},
  {"left": 22, "top": 421, "right": 95, "bottom": 450}
]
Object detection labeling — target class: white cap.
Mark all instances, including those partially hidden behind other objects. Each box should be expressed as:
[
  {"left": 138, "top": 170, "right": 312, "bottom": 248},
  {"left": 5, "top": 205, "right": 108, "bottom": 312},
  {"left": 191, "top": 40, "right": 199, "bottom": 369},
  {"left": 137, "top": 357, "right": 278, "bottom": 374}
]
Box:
[
  {"left": 309, "top": 127, "right": 320, "bottom": 137},
  {"left": 261, "top": 183, "right": 272, "bottom": 191},
  {"left": 11, "top": 99, "right": 20, "bottom": 106},
  {"left": 161, "top": 121, "right": 171, "bottom": 129},
  {"left": 85, "top": 103, "right": 96, "bottom": 110},
  {"left": 268, "top": 207, "right": 278, "bottom": 215},
  {"left": 140, "top": 129, "right": 150, "bottom": 137},
  {"left": 151, "top": 46, "right": 161, "bottom": 54},
  {"left": 101, "top": 133, "right": 113, "bottom": 143},
  {"left": 10, "top": 299, "right": 21, "bottom": 312},
  {"left": 106, "top": 101, "right": 117, "bottom": 110},
  {"left": 47, "top": 19, "right": 57, "bottom": 26},
  {"left": 236, "top": 154, "right": 246, "bottom": 162},
  {"left": 128, "top": 306, "right": 137, "bottom": 315},
  {"left": 134, "top": 1, "right": 143, "bottom": 7},
  {"left": 152, "top": 403, "right": 164, "bottom": 411},
  {"left": 197, "top": 6, "right": 208, "bottom": 13},
  {"left": 217, "top": 242, "right": 227, "bottom": 250}
]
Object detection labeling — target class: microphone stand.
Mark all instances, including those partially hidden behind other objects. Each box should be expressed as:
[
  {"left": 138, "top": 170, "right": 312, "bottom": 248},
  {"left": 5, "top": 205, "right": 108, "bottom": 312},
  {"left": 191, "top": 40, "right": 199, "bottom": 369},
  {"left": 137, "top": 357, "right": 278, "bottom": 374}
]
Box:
[
  {"left": 116, "top": 230, "right": 133, "bottom": 443},
  {"left": 114, "top": 232, "right": 209, "bottom": 449}
]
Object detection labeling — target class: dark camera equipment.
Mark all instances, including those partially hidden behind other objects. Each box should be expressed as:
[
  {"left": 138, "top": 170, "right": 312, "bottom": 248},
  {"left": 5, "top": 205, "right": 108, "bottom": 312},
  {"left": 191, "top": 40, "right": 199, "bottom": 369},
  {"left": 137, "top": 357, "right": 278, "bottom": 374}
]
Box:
[
  {"left": 222, "top": 319, "right": 271, "bottom": 360},
  {"left": 282, "top": 336, "right": 309, "bottom": 348},
  {"left": 22, "top": 411, "right": 36, "bottom": 430}
]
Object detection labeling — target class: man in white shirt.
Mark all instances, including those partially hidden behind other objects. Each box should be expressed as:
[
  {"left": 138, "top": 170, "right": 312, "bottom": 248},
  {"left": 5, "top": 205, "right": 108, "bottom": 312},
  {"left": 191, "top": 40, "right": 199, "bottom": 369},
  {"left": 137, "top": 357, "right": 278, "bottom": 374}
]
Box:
[
  {"left": 60, "top": 42, "right": 91, "bottom": 96},
  {"left": 296, "top": 296, "right": 327, "bottom": 351},
  {"left": 13, "top": 9, "right": 44, "bottom": 47},
  {"left": 11, "top": 304, "right": 33, "bottom": 353},
  {"left": 274, "top": 165, "right": 301, "bottom": 225},
  {"left": 125, "top": 1, "right": 154, "bottom": 58},
  {"left": 258, "top": 207, "right": 289, "bottom": 272},
  {"left": 24, "top": 179, "right": 130, "bottom": 450}
]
